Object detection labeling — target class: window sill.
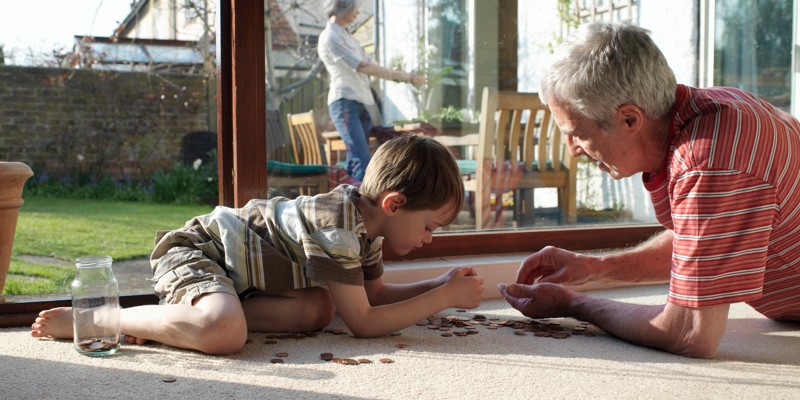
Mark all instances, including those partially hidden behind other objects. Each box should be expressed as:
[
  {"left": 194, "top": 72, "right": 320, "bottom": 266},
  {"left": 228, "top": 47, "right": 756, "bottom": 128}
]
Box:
[{"left": 385, "top": 253, "right": 650, "bottom": 299}]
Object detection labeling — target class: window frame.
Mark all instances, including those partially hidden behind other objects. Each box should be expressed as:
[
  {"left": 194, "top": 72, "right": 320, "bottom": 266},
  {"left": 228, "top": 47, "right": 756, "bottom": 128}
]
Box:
[{"left": 0, "top": 0, "right": 662, "bottom": 327}]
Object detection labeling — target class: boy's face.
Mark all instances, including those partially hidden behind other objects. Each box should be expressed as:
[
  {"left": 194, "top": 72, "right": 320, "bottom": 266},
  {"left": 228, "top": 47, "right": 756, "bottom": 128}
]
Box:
[{"left": 382, "top": 202, "right": 455, "bottom": 256}]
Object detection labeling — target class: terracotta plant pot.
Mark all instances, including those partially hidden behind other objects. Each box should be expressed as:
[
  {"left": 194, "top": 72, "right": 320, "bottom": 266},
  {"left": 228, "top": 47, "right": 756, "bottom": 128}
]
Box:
[{"left": 0, "top": 162, "right": 33, "bottom": 302}]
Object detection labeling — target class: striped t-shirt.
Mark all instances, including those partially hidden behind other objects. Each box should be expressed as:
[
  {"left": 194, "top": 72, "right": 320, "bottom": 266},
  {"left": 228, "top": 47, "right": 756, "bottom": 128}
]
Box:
[
  {"left": 644, "top": 85, "right": 800, "bottom": 320},
  {"left": 158, "top": 185, "right": 384, "bottom": 294}
]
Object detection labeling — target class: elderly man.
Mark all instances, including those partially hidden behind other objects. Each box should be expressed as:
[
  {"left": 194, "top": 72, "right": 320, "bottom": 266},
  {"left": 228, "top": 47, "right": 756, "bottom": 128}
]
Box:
[{"left": 498, "top": 21, "right": 800, "bottom": 358}]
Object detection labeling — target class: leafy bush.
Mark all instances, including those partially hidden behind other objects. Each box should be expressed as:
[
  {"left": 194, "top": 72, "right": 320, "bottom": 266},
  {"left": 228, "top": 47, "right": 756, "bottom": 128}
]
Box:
[
  {"left": 25, "top": 150, "right": 218, "bottom": 205},
  {"left": 151, "top": 150, "right": 218, "bottom": 205}
]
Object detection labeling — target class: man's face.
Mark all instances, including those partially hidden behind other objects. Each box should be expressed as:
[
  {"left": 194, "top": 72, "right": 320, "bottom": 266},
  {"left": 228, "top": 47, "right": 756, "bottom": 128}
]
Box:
[{"left": 549, "top": 100, "right": 645, "bottom": 180}]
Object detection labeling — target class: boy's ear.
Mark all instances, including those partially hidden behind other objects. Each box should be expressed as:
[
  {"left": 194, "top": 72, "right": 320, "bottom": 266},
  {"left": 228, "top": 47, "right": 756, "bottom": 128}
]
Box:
[{"left": 380, "top": 192, "right": 407, "bottom": 215}]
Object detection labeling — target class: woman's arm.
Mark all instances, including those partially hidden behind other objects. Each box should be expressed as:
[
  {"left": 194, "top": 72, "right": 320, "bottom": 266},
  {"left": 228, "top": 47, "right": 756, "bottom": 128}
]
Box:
[{"left": 357, "top": 62, "right": 426, "bottom": 86}]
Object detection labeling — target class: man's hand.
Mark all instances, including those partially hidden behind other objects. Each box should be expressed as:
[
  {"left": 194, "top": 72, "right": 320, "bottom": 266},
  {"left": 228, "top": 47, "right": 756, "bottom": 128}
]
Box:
[
  {"left": 497, "top": 282, "right": 578, "bottom": 319},
  {"left": 516, "top": 246, "right": 598, "bottom": 286}
]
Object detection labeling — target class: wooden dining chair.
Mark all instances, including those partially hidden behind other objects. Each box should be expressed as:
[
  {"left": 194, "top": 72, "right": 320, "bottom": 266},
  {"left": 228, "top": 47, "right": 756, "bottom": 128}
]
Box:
[
  {"left": 466, "top": 87, "right": 577, "bottom": 229},
  {"left": 265, "top": 110, "right": 329, "bottom": 196}
]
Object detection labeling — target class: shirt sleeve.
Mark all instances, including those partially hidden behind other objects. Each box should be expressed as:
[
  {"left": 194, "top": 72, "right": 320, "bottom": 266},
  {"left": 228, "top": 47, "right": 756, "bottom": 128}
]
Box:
[
  {"left": 320, "top": 30, "right": 363, "bottom": 70},
  {"left": 668, "top": 169, "right": 777, "bottom": 307},
  {"left": 304, "top": 228, "right": 365, "bottom": 285}
]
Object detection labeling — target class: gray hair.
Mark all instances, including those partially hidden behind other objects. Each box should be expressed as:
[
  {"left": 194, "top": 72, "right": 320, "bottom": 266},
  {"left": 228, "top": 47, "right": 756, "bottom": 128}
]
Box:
[
  {"left": 539, "top": 21, "right": 676, "bottom": 129},
  {"left": 324, "top": 0, "right": 358, "bottom": 18}
]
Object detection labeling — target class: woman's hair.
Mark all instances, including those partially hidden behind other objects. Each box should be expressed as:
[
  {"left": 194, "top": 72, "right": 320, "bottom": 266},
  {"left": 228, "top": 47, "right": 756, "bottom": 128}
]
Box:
[
  {"left": 324, "top": 0, "right": 358, "bottom": 18},
  {"left": 539, "top": 21, "right": 676, "bottom": 129},
  {"left": 359, "top": 135, "right": 465, "bottom": 224}
]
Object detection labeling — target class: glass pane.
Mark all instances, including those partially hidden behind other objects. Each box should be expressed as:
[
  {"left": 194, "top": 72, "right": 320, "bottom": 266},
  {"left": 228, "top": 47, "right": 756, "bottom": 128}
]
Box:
[
  {"left": 1, "top": 0, "right": 218, "bottom": 300},
  {"left": 269, "top": 0, "right": 661, "bottom": 232},
  {"left": 714, "top": 0, "right": 793, "bottom": 111}
]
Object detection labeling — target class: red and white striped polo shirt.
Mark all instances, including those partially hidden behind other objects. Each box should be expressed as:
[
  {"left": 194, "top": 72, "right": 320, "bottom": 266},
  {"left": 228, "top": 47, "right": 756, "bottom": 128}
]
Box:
[{"left": 644, "top": 84, "right": 800, "bottom": 320}]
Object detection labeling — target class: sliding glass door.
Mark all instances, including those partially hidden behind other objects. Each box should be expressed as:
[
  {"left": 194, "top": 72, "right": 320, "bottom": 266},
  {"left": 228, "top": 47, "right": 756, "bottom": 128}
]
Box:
[{"left": 703, "top": 0, "right": 794, "bottom": 113}]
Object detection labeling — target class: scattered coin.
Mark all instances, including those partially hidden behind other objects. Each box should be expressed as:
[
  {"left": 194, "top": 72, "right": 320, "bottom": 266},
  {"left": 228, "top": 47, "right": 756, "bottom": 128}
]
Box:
[
  {"left": 332, "top": 358, "right": 360, "bottom": 365},
  {"left": 320, "top": 352, "right": 333, "bottom": 361},
  {"left": 379, "top": 358, "right": 394, "bottom": 364},
  {"left": 357, "top": 358, "right": 372, "bottom": 364},
  {"left": 275, "top": 352, "right": 289, "bottom": 357},
  {"left": 270, "top": 358, "right": 284, "bottom": 364},
  {"left": 441, "top": 332, "right": 453, "bottom": 337},
  {"left": 161, "top": 377, "right": 177, "bottom": 383},
  {"left": 394, "top": 343, "right": 408, "bottom": 349}
]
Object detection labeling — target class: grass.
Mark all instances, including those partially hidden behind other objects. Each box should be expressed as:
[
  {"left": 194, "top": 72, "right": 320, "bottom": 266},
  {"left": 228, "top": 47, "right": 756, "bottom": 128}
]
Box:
[{"left": 4, "top": 196, "right": 213, "bottom": 296}]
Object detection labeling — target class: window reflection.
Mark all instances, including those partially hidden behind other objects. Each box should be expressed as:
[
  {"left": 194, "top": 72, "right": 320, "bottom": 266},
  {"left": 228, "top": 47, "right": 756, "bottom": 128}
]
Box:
[
  {"left": 713, "top": 0, "right": 792, "bottom": 111},
  {"left": 266, "top": 0, "right": 666, "bottom": 231}
]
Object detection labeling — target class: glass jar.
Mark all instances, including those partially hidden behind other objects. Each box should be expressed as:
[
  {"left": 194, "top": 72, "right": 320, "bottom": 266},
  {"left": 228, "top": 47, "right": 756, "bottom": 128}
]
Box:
[{"left": 71, "top": 256, "right": 121, "bottom": 356}]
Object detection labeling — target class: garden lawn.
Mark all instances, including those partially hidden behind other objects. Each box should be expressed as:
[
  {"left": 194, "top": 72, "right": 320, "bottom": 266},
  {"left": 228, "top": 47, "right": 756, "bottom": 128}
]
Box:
[{"left": 5, "top": 196, "right": 213, "bottom": 296}]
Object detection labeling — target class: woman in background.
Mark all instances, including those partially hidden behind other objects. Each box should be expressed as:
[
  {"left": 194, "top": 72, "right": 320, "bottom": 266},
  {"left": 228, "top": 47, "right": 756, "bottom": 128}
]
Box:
[{"left": 318, "top": 0, "right": 425, "bottom": 182}]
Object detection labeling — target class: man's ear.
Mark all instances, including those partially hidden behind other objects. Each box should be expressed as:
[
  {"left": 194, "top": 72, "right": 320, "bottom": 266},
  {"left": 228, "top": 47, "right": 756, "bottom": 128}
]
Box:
[
  {"left": 617, "top": 104, "right": 644, "bottom": 132},
  {"left": 380, "top": 192, "right": 407, "bottom": 216}
]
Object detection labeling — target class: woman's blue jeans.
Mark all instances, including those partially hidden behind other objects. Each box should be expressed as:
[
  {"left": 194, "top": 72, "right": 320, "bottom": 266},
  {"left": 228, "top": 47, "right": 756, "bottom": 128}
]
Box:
[{"left": 328, "top": 98, "right": 373, "bottom": 182}]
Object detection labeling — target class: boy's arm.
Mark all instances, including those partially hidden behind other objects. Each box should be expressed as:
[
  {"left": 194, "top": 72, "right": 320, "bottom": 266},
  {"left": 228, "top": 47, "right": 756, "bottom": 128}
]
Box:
[
  {"left": 326, "top": 269, "right": 483, "bottom": 337},
  {"left": 363, "top": 267, "right": 479, "bottom": 305},
  {"left": 363, "top": 277, "right": 438, "bottom": 305}
]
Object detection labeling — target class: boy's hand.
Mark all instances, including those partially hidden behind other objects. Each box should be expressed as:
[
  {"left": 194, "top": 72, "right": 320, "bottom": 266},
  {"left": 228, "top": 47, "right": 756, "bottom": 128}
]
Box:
[{"left": 441, "top": 267, "right": 483, "bottom": 309}]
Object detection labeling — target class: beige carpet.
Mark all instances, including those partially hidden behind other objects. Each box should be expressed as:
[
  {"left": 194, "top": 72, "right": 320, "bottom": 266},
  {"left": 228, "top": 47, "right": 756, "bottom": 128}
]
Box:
[{"left": 1, "top": 283, "right": 798, "bottom": 400}]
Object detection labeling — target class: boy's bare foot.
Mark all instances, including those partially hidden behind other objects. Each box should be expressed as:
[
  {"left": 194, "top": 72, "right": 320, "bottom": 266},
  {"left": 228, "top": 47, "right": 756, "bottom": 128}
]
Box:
[
  {"left": 124, "top": 335, "right": 148, "bottom": 345},
  {"left": 31, "top": 307, "right": 74, "bottom": 339},
  {"left": 32, "top": 307, "right": 149, "bottom": 345}
]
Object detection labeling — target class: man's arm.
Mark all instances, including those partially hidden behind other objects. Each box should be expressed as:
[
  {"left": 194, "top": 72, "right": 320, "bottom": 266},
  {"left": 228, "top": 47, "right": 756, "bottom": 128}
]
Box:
[
  {"left": 570, "top": 294, "right": 730, "bottom": 358},
  {"left": 596, "top": 229, "right": 674, "bottom": 283},
  {"left": 500, "top": 282, "right": 730, "bottom": 358}
]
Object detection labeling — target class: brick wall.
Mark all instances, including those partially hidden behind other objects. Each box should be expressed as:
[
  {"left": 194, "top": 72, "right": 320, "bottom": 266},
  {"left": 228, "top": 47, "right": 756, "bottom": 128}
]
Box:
[{"left": 0, "top": 66, "right": 213, "bottom": 180}]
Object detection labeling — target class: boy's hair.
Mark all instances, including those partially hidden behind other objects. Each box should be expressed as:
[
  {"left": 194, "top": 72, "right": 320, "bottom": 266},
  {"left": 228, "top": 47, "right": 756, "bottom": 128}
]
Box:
[{"left": 359, "top": 135, "right": 465, "bottom": 223}]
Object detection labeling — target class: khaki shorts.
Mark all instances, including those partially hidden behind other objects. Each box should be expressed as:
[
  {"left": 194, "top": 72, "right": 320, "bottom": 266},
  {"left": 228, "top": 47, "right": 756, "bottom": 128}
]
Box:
[{"left": 151, "top": 245, "right": 238, "bottom": 305}]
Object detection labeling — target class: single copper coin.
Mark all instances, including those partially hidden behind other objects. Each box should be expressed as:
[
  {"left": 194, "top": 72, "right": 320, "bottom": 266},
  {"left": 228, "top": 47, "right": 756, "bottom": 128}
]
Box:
[
  {"left": 379, "top": 358, "right": 394, "bottom": 364},
  {"left": 270, "top": 358, "right": 284, "bottom": 364},
  {"left": 550, "top": 332, "right": 570, "bottom": 339},
  {"left": 394, "top": 343, "right": 408, "bottom": 349},
  {"left": 441, "top": 332, "right": 453, "bottom": 337},
  {"left": 332, "top": 358, "right": 360, "bottom": 365},
  {"left": 320, "top": 352, "right": 333, "bottom": 361},
  {"left": 275, "top": 352, "right": 289, "bottom": 357},
  {"left": 358, "top": 358, "right": 372, "bottom": 364},
  {"left": 161, "top": 377, "right": 177, "bottom": 383}
]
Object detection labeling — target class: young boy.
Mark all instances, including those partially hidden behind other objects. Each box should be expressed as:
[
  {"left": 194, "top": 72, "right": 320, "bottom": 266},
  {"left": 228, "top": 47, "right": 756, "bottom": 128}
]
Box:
[{"left": 31, "top": 135, "right": 484, "bottom": 355}]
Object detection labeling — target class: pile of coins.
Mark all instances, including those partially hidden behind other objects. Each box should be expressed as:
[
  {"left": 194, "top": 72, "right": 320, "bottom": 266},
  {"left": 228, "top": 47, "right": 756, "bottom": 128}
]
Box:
[
  {"left": 416, "top": 313, "right": 596, "bottom": 339},
  {"left": 257, "top": 312, "right": 599, "bottom": 366},
  {"left": 76, "top": 338, "right": 119, "bottom": 352}
]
